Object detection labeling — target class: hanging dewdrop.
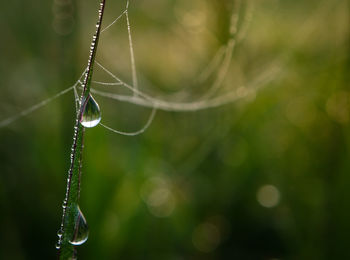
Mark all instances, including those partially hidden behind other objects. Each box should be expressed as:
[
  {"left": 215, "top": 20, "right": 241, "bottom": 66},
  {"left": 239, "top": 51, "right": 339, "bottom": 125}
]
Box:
[{"left": 80, "top": 94, "right": 101, "bottom": 128}]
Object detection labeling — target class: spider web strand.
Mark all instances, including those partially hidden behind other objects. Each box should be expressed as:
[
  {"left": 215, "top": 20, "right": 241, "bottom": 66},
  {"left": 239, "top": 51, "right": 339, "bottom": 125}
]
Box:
[
  {"left": 91, "top": 61, "right": 282, "bottom": 112},
  {"left": 101, "top": 10, "right": 127, "bottom": 33},
  {"left": 125, "top": 6, "right": 138, "bottom": 95},
  {"left": 0, "top": 85, "right": 76, "bottom": 128},
  {"left": 99, "top": 106, "right": 157, "bottom": 136}
]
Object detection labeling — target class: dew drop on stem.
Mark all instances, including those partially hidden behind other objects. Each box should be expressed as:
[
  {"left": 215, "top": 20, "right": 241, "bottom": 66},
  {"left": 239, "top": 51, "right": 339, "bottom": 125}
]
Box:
[
  {"left": 55, "top": 243, "right": 61, "bottom": 250},
  {"left": 69, "top": 205, "right": 89, "bottom": 246},
  {"left": 80, "top": 94, "right": 101, "bottom": 128}
]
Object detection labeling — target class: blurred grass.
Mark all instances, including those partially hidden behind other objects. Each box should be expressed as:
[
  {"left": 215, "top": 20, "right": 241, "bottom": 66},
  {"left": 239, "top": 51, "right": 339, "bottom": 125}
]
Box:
[{"left": 0, "top": 0, "right": 349, "bottom": 259}]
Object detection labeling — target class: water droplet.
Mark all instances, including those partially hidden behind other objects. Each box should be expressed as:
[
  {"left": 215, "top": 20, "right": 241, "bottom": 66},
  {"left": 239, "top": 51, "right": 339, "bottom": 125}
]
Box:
[
  {"left": 80, "top": 95, "right": 101, "bottom": 128},
  {"left": 56, "top": 227, "right": 63, "bottom": 249},
  {"left": 57, "top": 228, "right": 63, "bottom": 238},
  {"left": 69, "top": 205, "right": 89, "bottom": 246}
]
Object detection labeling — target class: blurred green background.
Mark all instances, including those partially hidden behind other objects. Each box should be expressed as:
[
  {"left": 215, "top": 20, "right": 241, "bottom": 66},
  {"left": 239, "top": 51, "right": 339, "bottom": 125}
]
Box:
[{"left": 0, "top": 0, "right": 349, "bottom": 259}]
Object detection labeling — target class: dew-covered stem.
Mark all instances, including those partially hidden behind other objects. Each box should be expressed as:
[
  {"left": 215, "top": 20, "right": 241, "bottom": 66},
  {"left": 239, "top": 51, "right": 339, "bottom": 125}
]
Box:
[{"left": 57, "top": 1, "right": 106, "bottom": 259}]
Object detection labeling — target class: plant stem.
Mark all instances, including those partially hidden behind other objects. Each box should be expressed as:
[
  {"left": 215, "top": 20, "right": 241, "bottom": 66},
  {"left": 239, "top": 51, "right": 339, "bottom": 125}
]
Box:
[{"left": 58, "top": 1, "right": 106, "bottom": 259}]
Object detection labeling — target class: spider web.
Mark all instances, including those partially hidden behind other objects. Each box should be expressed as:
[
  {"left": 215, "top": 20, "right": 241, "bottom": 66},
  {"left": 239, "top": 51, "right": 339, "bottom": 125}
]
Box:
[{"left": 0, "top": 0, "right": 278, "bottom": 135}]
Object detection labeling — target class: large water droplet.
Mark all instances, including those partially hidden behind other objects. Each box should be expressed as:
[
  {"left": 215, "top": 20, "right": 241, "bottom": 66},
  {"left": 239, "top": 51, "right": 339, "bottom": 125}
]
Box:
[
  {"left": 80, "top": 95, "right": 101, "bottom": 128},
  {"left": 69, "top": 205, "right": 89, "bottom": 245}
]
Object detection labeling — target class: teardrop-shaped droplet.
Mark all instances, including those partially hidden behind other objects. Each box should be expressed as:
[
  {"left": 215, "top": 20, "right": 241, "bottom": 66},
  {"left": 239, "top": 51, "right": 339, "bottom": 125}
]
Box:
[
  {"left": 57, "top": 228, "right": 63, "bottom": 238},
  {"left": 55, "top": 242, "right": 61, "bottom": 250},
  {"left": 80, "top": 95, "right": 101, "bottom": 128},
  {"left": 69, "top": 205, "right": 89, "bottom": 246},
  {"left": 56, "top": 228, "right": 63, "bottom": 250}
]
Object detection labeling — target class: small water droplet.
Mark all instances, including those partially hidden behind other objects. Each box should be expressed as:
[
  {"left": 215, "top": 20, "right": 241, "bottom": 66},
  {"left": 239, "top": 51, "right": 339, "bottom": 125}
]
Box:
[
  {"left": 57, "top": 228, "right": 63, "bottom": 238},
  {"left": 80, "top": 95, "right": 101, "bottom": 128},
  {"left": 55, "top": 242, "right": 61, "bottom": 250},
  {"left": 69, "top": 205, "right": 89, "bottom": 246}
]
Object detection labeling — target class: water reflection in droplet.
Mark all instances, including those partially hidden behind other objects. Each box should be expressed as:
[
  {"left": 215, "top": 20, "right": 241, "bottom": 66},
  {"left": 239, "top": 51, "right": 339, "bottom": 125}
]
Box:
[
  {"left": 69, "top": 205, "right": 89, "bottom": 245},
  {"left": 80, "top": 94, "right": 101, "bottom": 128}
]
